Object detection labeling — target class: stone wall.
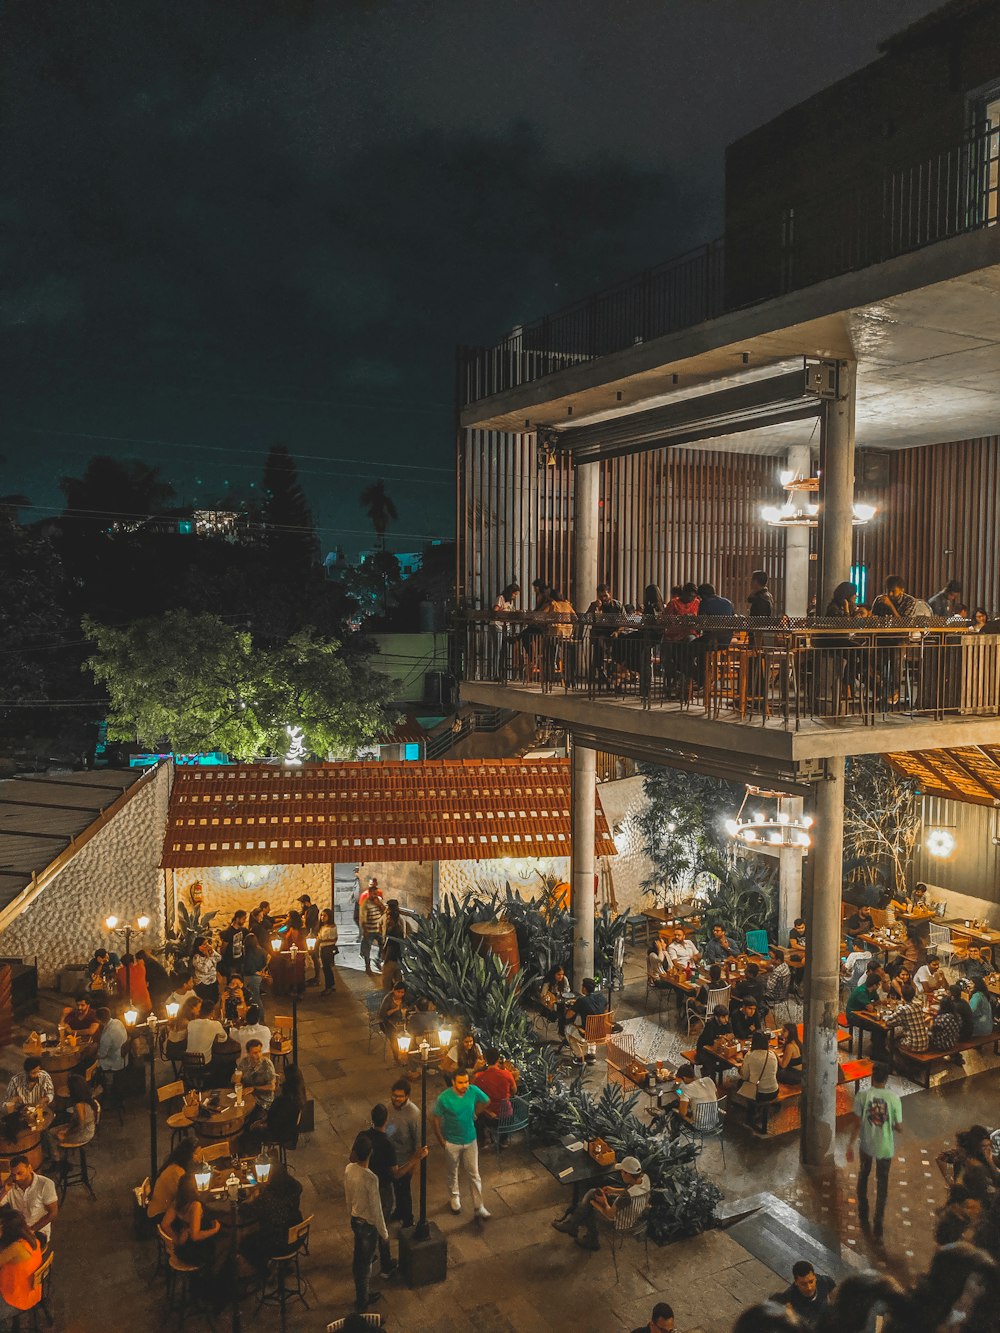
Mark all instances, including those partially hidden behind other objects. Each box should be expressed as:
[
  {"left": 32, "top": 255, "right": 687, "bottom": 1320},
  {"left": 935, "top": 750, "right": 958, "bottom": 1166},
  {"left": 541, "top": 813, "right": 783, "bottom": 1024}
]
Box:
[
  {"left": 172, "top": 864, "right": 334, "bottom": 928},
  {"left": 352, "top": 861, "right": 434, "bottom": 918},
  {"left": 596, "top": 775, "right": 656, "bottom": 912},
  {"left": 438, "top": 857, "right": 569, "bottom": 910},
  {"left": 0, "top": 762, "right": 172, "bottom": 988}
]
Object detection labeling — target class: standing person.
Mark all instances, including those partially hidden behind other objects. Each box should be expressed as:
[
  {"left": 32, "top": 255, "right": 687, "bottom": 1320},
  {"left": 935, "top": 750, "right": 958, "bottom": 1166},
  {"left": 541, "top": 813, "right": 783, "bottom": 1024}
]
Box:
[
  {"left": 490, "top": 581, "right": 520, "bottom": 675},
  {"left": 84, "top": 948, "right": 116, "bottom": 1000},
  {"left": 380, "top": 941, "right": 404, "bottom": 993},
  {"left": 384, "top": 900, "right": 408, "bottom": 946},
  {"left": 95, "top": 1007, "right": 128, "bottom": 1093},
  {"left": 316, "top": 908, "right": 339, "bottom": 995},
  {"left": 747, "top": 570, "right": 774, "bottom": 618},
  {"left": 136, "top": 949, "right": 171, "bottom": 1013},
  {"left": 219, "top": 911, "right": 250, "bottom": 979},
  {"left": 241, "top": 934, "right": 269, "bottom": 1019},
  {"left": 344, "top": 1133, "right": 387, "bottom": 1315},
  {"left": 360, "top": 883, "right": 387, "bottom": 976},
  {"left": 847, "top": 1061, "right": 903, "bottom": 1239},
  {"left": 431, "top": 1071, "right": 491, "bottom": 1218},
  {"left": 366, "top": 1106, "right": 400, "bottom": 1279},
  {"left": 190, "top": 937, "right": 222, "bottom": 1012},
  {"left": 116, "top": 953, "right": 151, "bottom": 1012},
  {"left": 297, "top": 895, "right": 320, "bottom": 936},
  {"left": 473, "top": 1048, "right": 518, "bottom": 1141},
  {"left": 386, "top": 1079, "right": 421, "bottom": 1227}
]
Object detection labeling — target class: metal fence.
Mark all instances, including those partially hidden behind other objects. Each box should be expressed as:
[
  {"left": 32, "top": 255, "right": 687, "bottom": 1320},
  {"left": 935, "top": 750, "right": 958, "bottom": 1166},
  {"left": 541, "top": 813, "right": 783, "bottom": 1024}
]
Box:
[
  {"left": 460, "top": 123, "right": 1000, "bottom": 406},
  {"left": 458, "top": 612, "right": 1000, "bottom": 730}
]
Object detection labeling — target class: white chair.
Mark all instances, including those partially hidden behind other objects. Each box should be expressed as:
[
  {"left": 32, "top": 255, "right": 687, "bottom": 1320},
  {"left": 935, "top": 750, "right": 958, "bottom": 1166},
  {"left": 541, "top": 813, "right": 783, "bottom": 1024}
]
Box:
[
  {"left": 609, "top": 1190, "right": 651, "bottom": 1283},
  {"left": 929, "top": 924, "right": 959, "bottom": 965},
  {"left": 328, "top": 1316, "right": 382, "bottom": 1331},
  {"left": 679, "top": 1095, "right": 727, "bottom": 1168},
  {"left": 705, "top": 985, "right": 731, "bottom": 1015}
]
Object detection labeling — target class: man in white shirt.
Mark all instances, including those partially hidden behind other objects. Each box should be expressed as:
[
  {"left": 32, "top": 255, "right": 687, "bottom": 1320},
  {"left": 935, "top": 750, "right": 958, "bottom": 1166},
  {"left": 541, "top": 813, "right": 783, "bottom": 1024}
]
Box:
[
  {"left": 344, "top": 1133, "right": 388, "bottom": 1314},
  {"left": 231, "top": 1004, "right": 271, "bottom": 1058},
  {"left": 666, "top": 928, "right": 700, "bottom": 972},
  {"left": 191, "top": 937, "right": 223, "bottom": 1009},
  {"left": 1, "top": 1156, "right": 58, "bottom": 1243},
  {"left": 96, "top": 1007, "right": 128, "bottom": 1083},
  {"left": 552, "top": 1154, "right": 650, "bottom": 1252},
  {"left": 914, "top": 956, "right": 949, "bottom": 996},
  {"left": 165, "top": 974, "right": 195, "bottom": 1013},
  {"left": 185, "top": 1001, "right": 228, "bottom": 1059},
  {"left": 675, "top": 1062, "right": 718, "bottom": 1105}
]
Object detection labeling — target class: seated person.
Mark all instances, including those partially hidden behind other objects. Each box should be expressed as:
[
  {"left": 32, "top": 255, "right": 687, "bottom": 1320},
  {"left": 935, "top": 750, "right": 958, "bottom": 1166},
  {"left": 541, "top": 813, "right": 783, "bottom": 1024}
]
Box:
[
  {"left": 787, "top": 919, "right": 807, "bottom": 951},
  {"left": 85, "top": 948, "right": 116, "bottom": 998},
  {"left": 692, "top": 963, "right": 725, "bottom": 1016},
  {"left": 163, "top": 1173, "right": 221, "bottom": 1270},
  {"left": 60, "top": 995, "right": 100, "bottom": 1040},
  {"left": 52, "top": 1075, "right": 98, "bottom": 1159},
  {"left": 970, "top": 977, "right": 996, "bottom": 1036},
  {"left": 950, "top": 982, "right": 975, "bottom": 1042},
  {"left": 845, "top": 971, "right": 883, "bottom": 1025},
  {"left": 406, "top": 996, "right": 443, "bottom": 1043},
  {"left": 0, "top": 1158, "right": 57, "bottom": 1246},
  {"left": 777, "top": 1024, "right": 803, "bottom": 1086},
  {"left": 4, "top": 1059, "right": 54, "bottom": 1112},
  {"left": 473, "top": 1048, "right": 518, "bottom": 1134},
  {"left": 763, "top": 949, "right": 792, "bottom": 1007},
  {"left": 165, "top": 973, "right": 195, "bottom": 1014},
  {"left": 775, "top": 1261, "right": 835, "bottom": 1325},
  {"left": 441, "top": 1032, "right": 486, "bottom": 1077},
  {"left": 666, "top": 928, "right": 700, "bottom": 972},
  {"left": 539, "top": 966, "right": 573, "bottom": 1034},
  {"left": 886, "top": 982, "right": 930, "bottom": 1052},
  {"left": 889, "top": 882, "right": 929, "bottom": 915},
  {"left": 703, "top": 925, "right": 740, "bottom": 965},
  {"left": 647, "top": 940, "right": 672, "bottom": 990},
  {"left": 222, "top": 976, "right": 247, "bottom": 1026},
  {"left": 844, "top": 904, "right": 874, "bottom": 943},
  {"left": 235, "top": 1040, "right": 276, "bottom": 1129},
  {"left": 378, "top": 984, "right": 408, "bottom": 1041},
  {"left": 732, "top": 962, "right": 765, "bottom": 1009},
  {"left": 184, "top": 1001, "right": 228, "bottom": 1060},
  {"left": 695, "top": 1005, "right": 732, "bottom": 1077},
  {"left": 886, "top": 965, "right": 912, "bottom": 1001},
  {"left": 842, "top": 949, "right": 874, "bottom": 990},
  {"left": 148, "top": 1138, "right": 201, "bottom": 1225},
  {"left": 730, "top": 996, "right": 764, "bottom": 1041},
  {"left": 239, "top": 1162, "right": 303, "bottom": 1274},
  {"left": 552, "top": 1155, "right": 649, "bottom": 1251},
  {"left": 565, "top": 978, "right": 608, "bottom": 1062},
  {"left": 674, "top": 1062, "right": 717, "bottom": 1108},
  {"left": 936, "top": 1125, "right": 1000, "bottom": 1202},
  {"left": 231, "top": 1005, "right": 271, "bottom": 1059},
  {"left": 930, "top": 994, "right": 962, "bottom": 1054},
  {"left": 963, "top": 946, "right": 996, "bottom": 984},
  {"left": 0, "top": 1205, "right": 44, "bottom": 1321},
  {"left": 914, "top": 955, "right": 949, "bottom": 996},
  {"left": 738, "top": 1031, "right": 780, "bottom": 1130}
]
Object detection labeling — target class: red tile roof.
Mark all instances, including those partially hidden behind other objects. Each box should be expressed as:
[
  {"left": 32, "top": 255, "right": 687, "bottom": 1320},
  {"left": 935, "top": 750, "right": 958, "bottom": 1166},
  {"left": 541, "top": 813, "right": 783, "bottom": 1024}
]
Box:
[{"left": 160, "top": 759, "right": 617, "bottom": 867}]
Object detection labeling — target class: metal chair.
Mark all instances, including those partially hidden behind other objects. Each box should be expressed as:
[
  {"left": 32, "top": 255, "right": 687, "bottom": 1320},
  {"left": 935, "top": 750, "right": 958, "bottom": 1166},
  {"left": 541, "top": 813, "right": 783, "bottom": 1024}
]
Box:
[
  {"left": 744, "top": 930, "right": 770, "bottom": 958},
  {"left": 929, "top": 923, "right": 959, "bottom": 965},
  {"left": 609, "top": 935, "right": 626, "bottom": 992},
  {"left": 257, "top": 1215, "right": 313, "bottom": 1318},
  {"left": 493, "top": 1095, "right": 530, "bottom": 1161},
  {"left": 643, "top": 974, "right": 667, "bottom": 1019},
  {"left": 180, "top": 1051, "right": 207, "bottom": 1092},
  {"left": 704, "top": 985, "right": 731, "bottom": 1015},
  {"left": 683, "top": 994, "right": 705, "bottom": 1037},
  {"left": 200, "top": 1139, "right": 231, "bottom": 1164},
  {"left": 327, "top": 1316, "right": 383, "bottom": 1331},
  {"left": 158, "top": 1224, "right": 215, "bottom": 1327},
  {"left": 766, "top": 972, "right": 794, "bottom": 1025},
  {"left": 364, "top": 991, "right": 387, "bottom": 1057},
  {"left": 677, "top": 1094, "right": 727, "bottom": 1168},
  {"left": 608, "top": 1192, "right": 651, "bottom": 1283}
]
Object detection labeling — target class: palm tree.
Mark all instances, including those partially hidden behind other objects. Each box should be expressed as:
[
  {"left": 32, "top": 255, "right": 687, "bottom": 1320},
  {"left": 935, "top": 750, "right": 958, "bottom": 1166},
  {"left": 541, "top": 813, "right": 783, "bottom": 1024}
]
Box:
[{"left": 360, "top": 480, "right": 398, "bottom": 552}]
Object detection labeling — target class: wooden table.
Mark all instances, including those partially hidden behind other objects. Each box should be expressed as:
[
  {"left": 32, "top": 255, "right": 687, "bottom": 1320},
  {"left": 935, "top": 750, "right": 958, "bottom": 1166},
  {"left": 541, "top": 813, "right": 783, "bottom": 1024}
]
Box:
[
  {"left": 22, "top": 1037, "right": 96, "bottom": 1099},
  {"left": 180, "top": 1091, "right": 252, "bottom": 1142},
  {"left": 532, "top": 1134, "right": 615, "bottom": 1212},
  {"left": 942, "top": 920, "right": 1000, "bottom": 949},
  {"left": 854, "top": 930, "right": 906, "bottom": 963},
  {"left": 199, "top": 1158, "right": 263, "bottom": 1214},
  {"left": 0, "top": 1109, "right": 53, "bottom": 1173}
]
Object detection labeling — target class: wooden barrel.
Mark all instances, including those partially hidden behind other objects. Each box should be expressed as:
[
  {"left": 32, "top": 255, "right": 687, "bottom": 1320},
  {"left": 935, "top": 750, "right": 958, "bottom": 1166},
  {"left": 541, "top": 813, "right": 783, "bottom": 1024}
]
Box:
[{"left": 469, "top": 921, "right": 520, "bottom": 976}]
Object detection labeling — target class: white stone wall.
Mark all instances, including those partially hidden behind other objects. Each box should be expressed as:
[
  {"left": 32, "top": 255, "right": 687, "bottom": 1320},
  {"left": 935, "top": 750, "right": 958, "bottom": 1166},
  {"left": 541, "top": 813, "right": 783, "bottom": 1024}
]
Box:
[
  {"left": 172, "top": 864, "right": 333, "bottom": 925},
  {"left": 438, "top": 856, "right": 570, "bottom": 909},
  {"left": 595, "top": 775, "right": 657, "bottom": 912},
  {"left": 0, "top": 762, "right": 172, "bottom": 987}
]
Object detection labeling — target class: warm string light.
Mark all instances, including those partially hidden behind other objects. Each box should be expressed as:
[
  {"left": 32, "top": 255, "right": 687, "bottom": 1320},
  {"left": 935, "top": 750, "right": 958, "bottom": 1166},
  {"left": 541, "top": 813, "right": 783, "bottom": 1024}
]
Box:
[
  {"left": 762, "top": 470, "right": 876, "bottom": 527},
  {"left": 725, "top": 787, "right": 813, "bottom": 849}
]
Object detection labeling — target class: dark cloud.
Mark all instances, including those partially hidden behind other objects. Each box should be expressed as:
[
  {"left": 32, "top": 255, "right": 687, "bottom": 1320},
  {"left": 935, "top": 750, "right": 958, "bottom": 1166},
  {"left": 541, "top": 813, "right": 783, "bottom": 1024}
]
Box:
[{"left": 0, "top": 0, "right": 940, "bottom": 553}]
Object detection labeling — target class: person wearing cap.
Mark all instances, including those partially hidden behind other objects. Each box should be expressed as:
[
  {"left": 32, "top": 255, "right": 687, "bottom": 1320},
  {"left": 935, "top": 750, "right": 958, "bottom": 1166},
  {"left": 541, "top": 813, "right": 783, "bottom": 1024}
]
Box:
[{"left": 552, "top": 1155, "right": 650, "bottom": 1251}]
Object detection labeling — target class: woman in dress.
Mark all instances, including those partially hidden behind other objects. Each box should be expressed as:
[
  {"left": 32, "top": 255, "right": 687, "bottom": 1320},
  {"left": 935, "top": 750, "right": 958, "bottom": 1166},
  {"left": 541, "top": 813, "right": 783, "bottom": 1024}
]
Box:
[
  {"left": 316, "top": 908, "right": 339, "bottom": 995},
  {"left": 163, "top": 1172, "right": 220, "bottom": 1270},
  {"left": 0, "top": 1206, "right": 43, "bottom": 1322},
  {"left": 776, "top": 1023, "right": 802, "bottom": 1086}
]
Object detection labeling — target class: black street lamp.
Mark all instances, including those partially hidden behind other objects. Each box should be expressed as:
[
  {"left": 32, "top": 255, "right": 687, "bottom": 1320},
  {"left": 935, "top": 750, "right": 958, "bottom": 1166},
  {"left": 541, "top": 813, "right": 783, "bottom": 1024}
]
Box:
[
  {"left": 124, "top": 1005, "right": 165, "bottom": 1184},
  {"left": 395, "top": 1025, "right": 450, "bottom": 1242},
  {"left": 269, "top": 936, "right": 316, "bottom": 1064},
  {"left": 105, "top": 913, "right": 150, "bottom": 1003}
]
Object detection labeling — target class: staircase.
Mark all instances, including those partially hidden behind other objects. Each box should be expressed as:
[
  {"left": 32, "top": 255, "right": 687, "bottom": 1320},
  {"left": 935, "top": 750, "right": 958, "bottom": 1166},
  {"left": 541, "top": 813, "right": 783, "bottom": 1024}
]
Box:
[
  {"left": 718, "top": 1191, "right": 864, "bottom": 1282},
  {"left": 425, "top": 707, "right": 519, "bottom": 758}
]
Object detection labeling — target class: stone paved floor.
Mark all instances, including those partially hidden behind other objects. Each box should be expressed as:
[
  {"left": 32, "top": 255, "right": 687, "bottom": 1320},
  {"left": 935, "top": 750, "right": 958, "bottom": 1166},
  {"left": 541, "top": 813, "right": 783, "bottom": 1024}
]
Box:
[{"left": 16, "top": 935, "right": 1000, "bottom": 1331}]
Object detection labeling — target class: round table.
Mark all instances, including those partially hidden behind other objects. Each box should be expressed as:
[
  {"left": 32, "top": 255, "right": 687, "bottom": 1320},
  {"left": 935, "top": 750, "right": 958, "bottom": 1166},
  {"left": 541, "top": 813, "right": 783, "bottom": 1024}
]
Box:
[
  {"left": 0, "top": 1109, "right": 54, "bottom": 1172},
  {"left": 180, "top": 1092, "right": 252, "bottom": 1143},
  {"left": 22, "top": 1038, "right": 96, "bottom": 1099}
]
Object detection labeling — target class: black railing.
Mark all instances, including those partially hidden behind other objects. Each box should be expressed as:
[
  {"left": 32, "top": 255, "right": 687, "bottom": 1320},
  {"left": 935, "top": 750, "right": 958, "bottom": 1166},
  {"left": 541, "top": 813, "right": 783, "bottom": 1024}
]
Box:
[
  {"left": 460, "top": 124, "right": 999, "bottom": 406},
  {"left": 457, "top": 611, "right": 1000, "bottom": 731}
]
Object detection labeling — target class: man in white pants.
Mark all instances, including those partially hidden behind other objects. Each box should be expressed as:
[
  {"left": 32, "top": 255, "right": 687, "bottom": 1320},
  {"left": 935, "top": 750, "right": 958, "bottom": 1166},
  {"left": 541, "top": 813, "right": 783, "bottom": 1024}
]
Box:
[{"left": 431, "top": 1071, "right": 491, "bottom": 1218}]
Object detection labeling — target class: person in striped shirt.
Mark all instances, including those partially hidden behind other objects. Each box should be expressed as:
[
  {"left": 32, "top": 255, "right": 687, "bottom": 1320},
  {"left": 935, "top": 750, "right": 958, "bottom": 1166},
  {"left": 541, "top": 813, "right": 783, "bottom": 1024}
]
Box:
[{"left": 4, "top": 1061, "right": 53, "bottom": 1111}]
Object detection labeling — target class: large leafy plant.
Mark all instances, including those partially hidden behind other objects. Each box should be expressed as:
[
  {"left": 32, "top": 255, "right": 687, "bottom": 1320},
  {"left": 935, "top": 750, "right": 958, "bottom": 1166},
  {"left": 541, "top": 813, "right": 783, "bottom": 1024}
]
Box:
[
  {"left": 696, "top": 857, "right": 776, "bottom": 943},
  {"left": 637, "top": 764, "right": 742, "bottom": 907},
  {"left": 461, "top": 878, "right": 575, "bottom": 987}
]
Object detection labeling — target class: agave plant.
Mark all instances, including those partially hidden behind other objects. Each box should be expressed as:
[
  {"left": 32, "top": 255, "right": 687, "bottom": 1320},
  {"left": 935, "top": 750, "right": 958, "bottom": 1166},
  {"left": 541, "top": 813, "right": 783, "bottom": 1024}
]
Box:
[{"left": 695, "top": 855, "right": 776, "bottom": 944}]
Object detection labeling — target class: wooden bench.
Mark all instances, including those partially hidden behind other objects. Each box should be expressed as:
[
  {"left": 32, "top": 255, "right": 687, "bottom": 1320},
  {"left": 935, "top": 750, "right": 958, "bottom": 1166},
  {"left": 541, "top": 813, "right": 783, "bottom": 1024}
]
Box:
[{"left": 897, "top": 1031, "right": 1000, "bottom": 1088}]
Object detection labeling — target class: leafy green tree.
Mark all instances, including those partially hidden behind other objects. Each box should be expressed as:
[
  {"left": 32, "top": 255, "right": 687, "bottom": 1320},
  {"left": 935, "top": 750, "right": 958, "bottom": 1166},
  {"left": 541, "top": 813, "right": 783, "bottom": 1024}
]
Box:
[
  {"left": 84, "top": 609, "right": 395, "bottom": 760},
  {"left": 636, "top": 763, "right": 743, "bottom": 905}
]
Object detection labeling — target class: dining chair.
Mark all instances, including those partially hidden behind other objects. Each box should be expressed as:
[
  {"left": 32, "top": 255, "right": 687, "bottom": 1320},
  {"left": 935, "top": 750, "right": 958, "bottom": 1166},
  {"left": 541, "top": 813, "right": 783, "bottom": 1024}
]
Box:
[
  {"left": 12, "top": 1248, "right": 54, "bottom": 1332},
  {"left": 609, "top": 1192, "right": 651, "bottom": 1284},
  {"left": 200, "top": 1139, "right": 231, "bottom": 1164}
]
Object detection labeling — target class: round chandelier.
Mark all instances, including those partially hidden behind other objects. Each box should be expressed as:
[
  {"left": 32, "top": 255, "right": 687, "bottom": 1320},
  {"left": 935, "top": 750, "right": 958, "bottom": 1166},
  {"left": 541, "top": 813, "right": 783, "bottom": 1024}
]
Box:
[
  {"left": 761, "top": 471, "right": 876, "bottom": 528},
  {"left": 725, "top": 787, "right": 813, "bottom": 849}
]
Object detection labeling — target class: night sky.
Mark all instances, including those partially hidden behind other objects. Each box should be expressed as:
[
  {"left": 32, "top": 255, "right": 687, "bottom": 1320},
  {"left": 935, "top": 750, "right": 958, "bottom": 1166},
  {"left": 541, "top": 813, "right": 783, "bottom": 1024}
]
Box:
[{"left": 1, "top": 0, "right": 939, "bottom": 557}]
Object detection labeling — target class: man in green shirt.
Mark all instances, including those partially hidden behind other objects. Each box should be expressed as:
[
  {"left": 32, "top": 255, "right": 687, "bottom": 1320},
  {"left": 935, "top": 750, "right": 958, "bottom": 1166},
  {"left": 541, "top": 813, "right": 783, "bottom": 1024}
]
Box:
[
  {"left": 847, "top": 1061, "right": 902, "bottom": 1239},
  {"left": 431, "top": 1071, "right": 491, "bottom": 1218},
  {"left": 845, "top": 971, "right": 887, "bottom": 1059}
]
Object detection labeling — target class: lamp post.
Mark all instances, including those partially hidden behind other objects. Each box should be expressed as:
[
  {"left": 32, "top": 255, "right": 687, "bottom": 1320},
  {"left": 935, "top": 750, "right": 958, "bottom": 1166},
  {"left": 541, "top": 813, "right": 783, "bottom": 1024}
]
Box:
[
  {"left": 124, "top": 1006, "right": 162, "bottom": 1184},
  {"left": 105, "top": 913, "right": 150, "bottom": 1003},
  {"left": 395, "top": 1024, "right": 450, "bottom": 1242},
  {"left": 269, "top": 936, "right": 316, "bottom": 1064}
]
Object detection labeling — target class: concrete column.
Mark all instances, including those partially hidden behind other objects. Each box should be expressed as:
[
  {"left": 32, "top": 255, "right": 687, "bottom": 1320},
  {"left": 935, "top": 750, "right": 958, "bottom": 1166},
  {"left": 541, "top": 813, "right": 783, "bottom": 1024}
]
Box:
[
  {"left": 571, "top": 740, "right": 596, "bottom": 984},
  {"left": 817, "top": 362, "right": 857, "bottom": 612},
  {"left": 801, "top": 757, "right": 845, "bottom": 1169},
  {"left": 777, "top": 794, "right": 804, "bottom": 940},
  {"left": 783, "top": 444, "right": 812, "bottom": 618},
  {"left": 572, "top": 461, "right": 600, "bottom": 611}
]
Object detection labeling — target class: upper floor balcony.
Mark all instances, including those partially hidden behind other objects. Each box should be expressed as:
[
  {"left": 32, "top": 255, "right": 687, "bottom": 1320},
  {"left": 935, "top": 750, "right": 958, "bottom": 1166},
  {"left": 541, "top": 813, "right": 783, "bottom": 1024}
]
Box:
[
  {"left": 458, "top": 611, "right": 1000, "bottom": 787},
  {"left": 459, "top": 121, "right": 1000, "bottom": 421}
]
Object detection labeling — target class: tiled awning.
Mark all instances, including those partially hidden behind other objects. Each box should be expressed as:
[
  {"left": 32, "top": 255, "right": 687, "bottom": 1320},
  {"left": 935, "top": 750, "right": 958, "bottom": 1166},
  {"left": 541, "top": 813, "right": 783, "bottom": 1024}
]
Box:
[
  {"left": 885, "top": 746, "right": 1000, "bottom": 806},
  {"left": 160, "top": 759, "right": 617, "bottom": 867}
]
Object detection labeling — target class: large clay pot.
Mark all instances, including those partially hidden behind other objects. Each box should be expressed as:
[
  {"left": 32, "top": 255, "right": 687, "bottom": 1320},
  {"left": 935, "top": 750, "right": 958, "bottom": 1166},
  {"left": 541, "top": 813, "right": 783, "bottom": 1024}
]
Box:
[{"left": 469, "top": 920, "right": 520, "bottom": 976}]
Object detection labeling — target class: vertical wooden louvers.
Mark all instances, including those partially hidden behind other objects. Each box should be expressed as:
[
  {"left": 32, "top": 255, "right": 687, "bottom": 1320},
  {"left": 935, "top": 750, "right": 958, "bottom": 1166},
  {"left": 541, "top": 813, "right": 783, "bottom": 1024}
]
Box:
[{"left": 460, "top": 430, "right": 786, "bottom": 610}]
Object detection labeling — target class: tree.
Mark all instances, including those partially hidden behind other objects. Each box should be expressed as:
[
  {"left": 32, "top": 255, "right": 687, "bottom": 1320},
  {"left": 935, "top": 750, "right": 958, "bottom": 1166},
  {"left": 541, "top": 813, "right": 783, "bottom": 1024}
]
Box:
[
  {"left": 843, "top": 756, "right": 921, "bottom": 901},
  {"left": 360, "top": 479, "right": 398, "bottom": 552},
  {"left": 636, "top": 764, "right": 743, "bottom": 906},
  {"left": 261, "top": 444, "right": 320, "bottom": 570},
  {"left": 59, "top": 455, "right": 176, "bottom": 530},
  {"left": 84, "top": 610, "right": 395, "bottom": 761}
]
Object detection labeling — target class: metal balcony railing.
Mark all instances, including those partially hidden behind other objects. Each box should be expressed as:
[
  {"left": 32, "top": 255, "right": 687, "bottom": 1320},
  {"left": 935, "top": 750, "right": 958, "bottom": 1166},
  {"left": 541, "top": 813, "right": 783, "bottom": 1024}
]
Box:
[
  {"left": 460, "top": 123, "right": 1000, "bottom": 406},
  {"left": 457, "top": 611, "right": 1000, "bottom": 731}
]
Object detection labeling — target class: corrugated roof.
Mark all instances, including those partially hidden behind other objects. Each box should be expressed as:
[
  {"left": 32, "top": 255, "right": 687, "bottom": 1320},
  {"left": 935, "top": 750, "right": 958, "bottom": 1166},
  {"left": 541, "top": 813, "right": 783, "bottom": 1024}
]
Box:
[
  {"left": 885, "top": 746, "right": 1000, "bottom": 806},
  {"left": 160, "top": 759, "right": 617, "bottom": 867},
  {"left": 0, "top": 771, "right": 143, "bottom": 907}
]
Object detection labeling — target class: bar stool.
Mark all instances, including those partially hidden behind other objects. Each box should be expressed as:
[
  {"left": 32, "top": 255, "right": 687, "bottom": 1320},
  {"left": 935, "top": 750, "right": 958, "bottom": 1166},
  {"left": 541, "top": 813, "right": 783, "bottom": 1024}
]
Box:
[
  {"left": 11, "top": 1248, "right": 54, "bottom": 1332},
  {"left": 58, "top": 1144, "right": 96, "bottom": 1202},
  {"left": 158, "top": 1227, "right": 215, "bottom": 1328},
  {"left": 256, "top": 1216, "right": 313, "bottom": 1318}
]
